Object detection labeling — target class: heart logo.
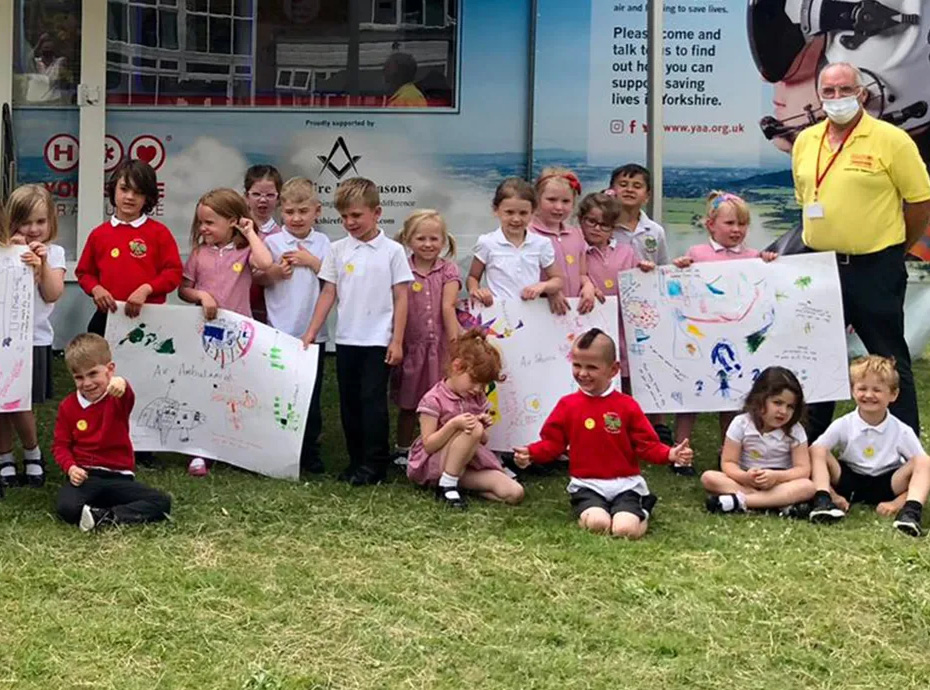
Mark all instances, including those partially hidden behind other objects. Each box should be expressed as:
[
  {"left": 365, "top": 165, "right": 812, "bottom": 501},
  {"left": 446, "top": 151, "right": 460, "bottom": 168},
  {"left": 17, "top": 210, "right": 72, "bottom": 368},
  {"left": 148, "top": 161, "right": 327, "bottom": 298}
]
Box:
[{"left": 136, "top": 145, "right": 157, "bottom": 163}]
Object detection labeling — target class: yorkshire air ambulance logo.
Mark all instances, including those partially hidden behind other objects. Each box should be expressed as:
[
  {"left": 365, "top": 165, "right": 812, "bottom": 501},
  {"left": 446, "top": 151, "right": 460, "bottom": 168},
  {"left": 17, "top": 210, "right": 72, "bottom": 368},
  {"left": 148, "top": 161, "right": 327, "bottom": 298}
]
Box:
[
  {"left": 603, "top": 412, "right": 622, "bottom": 434},
  {"left": 318, "top": 137, "right": 361, "bottom": 180},
  {"left": 129, "top": 238, "right": 147, "bottom": 258}
]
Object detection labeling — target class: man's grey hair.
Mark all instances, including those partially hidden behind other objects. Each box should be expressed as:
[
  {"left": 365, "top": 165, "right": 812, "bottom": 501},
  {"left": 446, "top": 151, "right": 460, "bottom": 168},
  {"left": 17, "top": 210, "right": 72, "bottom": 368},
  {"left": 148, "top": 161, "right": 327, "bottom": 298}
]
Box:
[{"left": 817, "top": 62, "right": 864, "bottom": 92}]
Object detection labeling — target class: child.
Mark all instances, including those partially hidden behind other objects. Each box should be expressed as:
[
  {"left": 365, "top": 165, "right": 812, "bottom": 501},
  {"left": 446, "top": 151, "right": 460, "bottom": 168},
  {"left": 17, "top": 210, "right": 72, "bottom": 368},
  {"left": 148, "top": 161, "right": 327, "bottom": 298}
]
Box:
[
  {"left": 76, "top": 159, "right": 182, "bottom": 335},
  {"left": 0, "top": 185, "right": 66, "bottom": 489},
  {"left": 609, "top": 163, "right": 673, "bottom": 446},
  {"left": 301, "top": 177, "right": 413, "bottom": 486},
  {"left": 258, "top": 177, "right": 331, "bottom": 474},
  {"left": 391, "top": 210, "right": 461, "bottom": 465},
  {"left": 52, "top": 334, "right": 172, "bottom": 532},
  {"left": 467, "top": 177, "right": 564, "bottom": 312},
  {"left": 671, "top": 191, "right": 778, "bottom": 472},
  {"left": 701, "top": 366, "right": 815, "bottom": 514},
  {"left": 808, "top": 355, "right": 930, "bottom": 537},
  {"left": 244, "top": 164, "right": 283, "bottom": 324},
  {"left": 530, "top": 167, "right": 597, "bottom": 314},
  {"left": 514, "top": 329, "right": 693, "bottom": 539},
  {"left": 408, "top": 329, "right": 523, "bottom": 508}
]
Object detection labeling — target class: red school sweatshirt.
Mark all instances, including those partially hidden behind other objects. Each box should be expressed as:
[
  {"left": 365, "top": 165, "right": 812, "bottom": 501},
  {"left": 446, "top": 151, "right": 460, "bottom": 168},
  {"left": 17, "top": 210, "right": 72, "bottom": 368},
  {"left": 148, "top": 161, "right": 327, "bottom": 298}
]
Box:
[{"left": 53, "top": 384, "right": 136, "bottom": 474}]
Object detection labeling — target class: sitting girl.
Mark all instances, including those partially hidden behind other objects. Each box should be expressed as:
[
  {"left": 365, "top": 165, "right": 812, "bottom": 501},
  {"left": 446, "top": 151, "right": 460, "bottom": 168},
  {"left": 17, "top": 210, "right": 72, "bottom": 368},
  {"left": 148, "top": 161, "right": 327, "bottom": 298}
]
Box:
[
  {"left": 407, "top": 329, "right": 524, "bottom": 509},
  {"left": 701, "top": 366, "right": 816, "bottom": 514}
]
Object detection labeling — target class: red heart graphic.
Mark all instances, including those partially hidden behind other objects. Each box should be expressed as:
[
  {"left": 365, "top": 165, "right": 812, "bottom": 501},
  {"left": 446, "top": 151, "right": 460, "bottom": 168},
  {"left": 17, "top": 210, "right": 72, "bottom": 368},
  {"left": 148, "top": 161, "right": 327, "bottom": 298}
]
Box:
[{"left": 136, "top": 145, "right": 157, "bottom": 163}]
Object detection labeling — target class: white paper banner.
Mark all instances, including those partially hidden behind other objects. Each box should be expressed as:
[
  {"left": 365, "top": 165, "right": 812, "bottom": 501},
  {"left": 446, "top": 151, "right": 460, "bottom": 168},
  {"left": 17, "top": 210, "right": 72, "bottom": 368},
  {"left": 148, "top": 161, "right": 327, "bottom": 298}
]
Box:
[
  {"left": 105, "top": 304, "right": 319, "bottom": 479},
  {"left": 0, "top": 247, "right": 34, "bottom": 412},
  {"left": 473, "top": 297, "right": 621, "bottom": 451},
  {"left": 619, "top": 253, "right": 850, "bottom": 413}
]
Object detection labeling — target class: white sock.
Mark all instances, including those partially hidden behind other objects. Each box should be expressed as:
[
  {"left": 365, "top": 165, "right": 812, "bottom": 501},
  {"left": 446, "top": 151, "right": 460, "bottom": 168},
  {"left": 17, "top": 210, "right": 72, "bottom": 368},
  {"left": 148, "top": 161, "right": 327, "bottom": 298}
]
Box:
[
  {"left": 25, "top": 463, "right": 44, "bottom": 476},
  {"left": 719, "top": 493, "right": 747, "bottom": 512},
  {"left": 438, "top": 472, "right": 459, "bottom": 489},
  {"left": 0, "top": 452, "right": 15, "bottom": 477},
  {"left": 23, "top": 446, "right": 41, "bottom": 461},
  {"left": 394, "top": 445, "right": 410, "bottom": 454}
]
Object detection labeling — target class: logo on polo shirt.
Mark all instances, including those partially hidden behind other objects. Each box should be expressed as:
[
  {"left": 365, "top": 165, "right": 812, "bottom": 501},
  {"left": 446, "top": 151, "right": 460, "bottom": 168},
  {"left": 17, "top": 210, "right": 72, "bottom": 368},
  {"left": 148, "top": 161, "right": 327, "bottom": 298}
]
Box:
[
  {"left": 76, "top": 419, "right": 88, "bottom": 431},
  {"left": 848, "top": 154, "right": 875, "bottom": 171},
  {"left": 344, "top": 263, "right": 355, "bottom": 274},
  {"left": 129, "top": 239, "right": 147, "bottom": 258},
  {"left": 643, "top": 237, "right": 658, "bottom": 254},
  {"left": 749, "top": 449, "right": 763, "bottom": 460},
  {"left": 603, "top": 412, "right": 622, "bottom": 434},
  {"left": 584, "top": 417, "right": 596, "bottom": 430},
  {"left": 110, "top": 248, "right": 120, "bottom": 258},
  {"left": 232, "top": 262, "right": 244, "bottom": 274},
  {"left": 566, "top": 254, "right": 575, "bottom": 265},
  {"left": 604, "top": 279, "right": 614, "bottom": 289},
  {"left": 412, "top": 281, "right": 423, "bottom": 292},
  {"left": 864, "top": 446, "right": 876, "bottom": 458}
]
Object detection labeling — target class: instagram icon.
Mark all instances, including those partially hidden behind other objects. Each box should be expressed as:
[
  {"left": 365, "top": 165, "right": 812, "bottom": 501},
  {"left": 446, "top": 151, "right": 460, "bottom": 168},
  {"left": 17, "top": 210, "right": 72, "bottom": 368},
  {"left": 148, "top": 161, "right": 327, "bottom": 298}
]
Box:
[{"left": 609, "top": 120, "right": 624, "bottom": 134}]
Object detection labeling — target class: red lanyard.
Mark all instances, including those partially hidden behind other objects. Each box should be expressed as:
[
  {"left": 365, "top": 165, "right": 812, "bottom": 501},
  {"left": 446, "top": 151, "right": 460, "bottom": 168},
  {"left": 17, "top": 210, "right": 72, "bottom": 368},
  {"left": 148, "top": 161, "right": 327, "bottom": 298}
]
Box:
[{"left": 814, "top": 124, "right": 856, "bottom": 198}]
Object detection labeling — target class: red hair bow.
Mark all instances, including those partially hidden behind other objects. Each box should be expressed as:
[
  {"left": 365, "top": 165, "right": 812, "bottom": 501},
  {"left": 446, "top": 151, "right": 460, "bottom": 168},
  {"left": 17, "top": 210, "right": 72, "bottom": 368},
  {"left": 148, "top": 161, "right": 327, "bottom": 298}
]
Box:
[{"left": 562, "top": 172, "right": 582, "bottom": 195}]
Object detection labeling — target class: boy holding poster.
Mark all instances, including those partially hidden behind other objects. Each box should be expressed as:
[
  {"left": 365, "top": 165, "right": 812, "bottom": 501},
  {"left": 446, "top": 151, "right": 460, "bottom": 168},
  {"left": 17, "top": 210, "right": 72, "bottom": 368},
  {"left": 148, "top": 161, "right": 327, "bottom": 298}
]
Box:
[
  {"left": 52, "top": 334, "right": 172, "bottom": 532},
  {"left": 514, "top": 329, "right": 693, "bottom": 539}
]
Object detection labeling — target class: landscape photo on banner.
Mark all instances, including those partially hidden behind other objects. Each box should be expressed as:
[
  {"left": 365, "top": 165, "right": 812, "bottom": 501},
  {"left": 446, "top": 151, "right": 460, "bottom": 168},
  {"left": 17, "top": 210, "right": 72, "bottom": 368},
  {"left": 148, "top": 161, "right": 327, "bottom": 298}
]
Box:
[
  {"left": 105, "top": 304, "right": 319, "bottom": 479},
  {"left": 465, "top": 297, "right": 621, "bottom": 452},
  {"left": 619, "top": 252, "right": 849, "bottom": 414},
  {"left": 0, "top": 246, "right": 35, "bottom": 413}
]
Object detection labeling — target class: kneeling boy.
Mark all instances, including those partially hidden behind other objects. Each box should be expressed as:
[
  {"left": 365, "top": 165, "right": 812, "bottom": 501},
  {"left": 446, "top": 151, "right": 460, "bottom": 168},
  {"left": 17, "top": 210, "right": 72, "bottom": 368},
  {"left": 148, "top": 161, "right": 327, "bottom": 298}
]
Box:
[
  {"left": 809, "top": 355, "right": 930, "bottom": 537},
  {"left": 53, "top": 333, "right": 171, "bottom": 532},
  {"left": 514, "top": 329, "right": 693, "bottom": 539}
]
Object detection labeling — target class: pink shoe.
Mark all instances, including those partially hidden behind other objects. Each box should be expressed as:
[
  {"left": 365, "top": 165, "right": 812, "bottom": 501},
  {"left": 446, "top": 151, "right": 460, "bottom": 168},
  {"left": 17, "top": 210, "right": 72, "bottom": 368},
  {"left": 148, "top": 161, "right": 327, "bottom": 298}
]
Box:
[{"left": 188, "top": 457, "right": 209, "bottom": 477}]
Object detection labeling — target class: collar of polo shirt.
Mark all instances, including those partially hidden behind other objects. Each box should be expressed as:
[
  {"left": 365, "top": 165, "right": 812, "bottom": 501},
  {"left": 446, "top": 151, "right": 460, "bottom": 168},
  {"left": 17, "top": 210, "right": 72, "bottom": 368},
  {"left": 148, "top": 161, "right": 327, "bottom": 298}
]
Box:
[
  {"left": 348, "top": 228, "right": 384, "bottom": 248},
  {"left": 110, "top": 214, "right": 148, "bottom": 228},
  {"left": 709, "top": 238, "right": 744, "bottom": 254},
  {"left": 853, "top": 408, "right": 890, "bottom": 434}
]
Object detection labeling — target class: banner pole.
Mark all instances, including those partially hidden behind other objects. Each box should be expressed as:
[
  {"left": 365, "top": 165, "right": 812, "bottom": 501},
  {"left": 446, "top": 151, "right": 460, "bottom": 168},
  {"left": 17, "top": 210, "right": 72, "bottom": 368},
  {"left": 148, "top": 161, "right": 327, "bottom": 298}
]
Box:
[{"left": 646, "top": 0, "right": 664, "bottom": 222}]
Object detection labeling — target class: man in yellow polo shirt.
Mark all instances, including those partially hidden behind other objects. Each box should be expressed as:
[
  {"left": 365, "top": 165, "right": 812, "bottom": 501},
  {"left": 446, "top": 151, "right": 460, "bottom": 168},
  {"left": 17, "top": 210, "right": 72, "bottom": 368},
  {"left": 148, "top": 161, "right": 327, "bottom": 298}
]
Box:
[{"left": 792, "top": 62, "right": 930, "bottom": 442}]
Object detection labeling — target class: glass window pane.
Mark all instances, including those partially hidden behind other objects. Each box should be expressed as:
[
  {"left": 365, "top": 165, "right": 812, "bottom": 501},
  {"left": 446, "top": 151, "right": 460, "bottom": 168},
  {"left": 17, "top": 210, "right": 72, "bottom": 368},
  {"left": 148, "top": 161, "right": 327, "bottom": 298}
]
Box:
[
  {"left": 108, "top": 2, "right": 128, "bottom": 41},
  {"left": 160, "top": 10, "right": 179, "bottom": 49},
  {"left": 234, "top": 0, "right": 253, "bottom": 17},
  {"left": 209, "top": 17, "right": 232, "bottom": 54},
  {"left": 233, "top": 19, "right": 251, "bottom": 55},
  {"left": 13, "top": 0, "right": 83, "bottom": 106},
  {"left": 187, "top": 0, "right": 208, "bottom": 11},
  {"left": 211, "top": 0, "right": 232, "bottom": 14},
  {"left": 131, "top": 7, "right": 159, "bottom": 48},
  {"left": 424, "top": 0, "right": 443, "bottom": 26},
  {"left": 402, "top": 0, "right": 422, "bottom": 25},
  {"left": 373, "top": 0, "right": 395, "bottom": 23},
  {"left": 186, "top": 14, "right": 208, "bottom": 51}
]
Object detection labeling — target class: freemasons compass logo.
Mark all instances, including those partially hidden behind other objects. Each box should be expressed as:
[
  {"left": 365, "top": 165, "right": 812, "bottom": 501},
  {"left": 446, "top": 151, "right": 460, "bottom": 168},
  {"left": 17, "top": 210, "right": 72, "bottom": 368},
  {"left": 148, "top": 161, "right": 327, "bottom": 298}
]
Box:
[{"left": 317, "top": 136, "right": 362, "bottom": 179}]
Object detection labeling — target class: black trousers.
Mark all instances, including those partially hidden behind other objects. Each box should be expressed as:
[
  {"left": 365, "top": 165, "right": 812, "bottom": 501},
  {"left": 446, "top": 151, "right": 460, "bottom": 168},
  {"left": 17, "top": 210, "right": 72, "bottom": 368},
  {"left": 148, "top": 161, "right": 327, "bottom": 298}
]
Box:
[
  {"left": 300, "top": 354, "right": 326, "bottom": 466},
  {"left": 806, "top": 243, "right": 918, "bottom": 441},
  {"left": 335, "top": 345, "right": 390, "bottom": 475},
  {"left": 87, "top": 309, "right": 108, "bottom": 336},
  {"left": 56, "top": 470, "right": 171, "bottom": 525}
]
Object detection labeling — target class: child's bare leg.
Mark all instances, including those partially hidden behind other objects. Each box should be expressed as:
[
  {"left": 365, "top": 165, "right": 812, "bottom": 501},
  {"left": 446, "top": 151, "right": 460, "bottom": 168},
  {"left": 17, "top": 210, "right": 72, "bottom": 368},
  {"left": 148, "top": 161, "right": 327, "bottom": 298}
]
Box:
[
  {"left": 611, "top": 512, "right": 647, "bottom": 539},
  {"left": 891, "top": 455, "right": 930, "bottom": 505},
  {"left": 718, "top": 412, "right": 736, "bottom": 445},
  {"left": 812, "top": 449, "right": 842, "bottom": 493},
  {"left": 441, "top": 426, "right": 483, "bottom": 477},
  {"left": 744, "top": 479, "right": 816, "bottom": 509},
  {"left": 701, "top": 470, "right": 752, "bottom": 496},
  {"left": 577, "top": 507, "right": 612, "bottom": 533},
  {"left": 459, "top": 469, "right": 524, "bottom": 504},
  {"left": 395, "top": 409, "right": 417, "bottom": 451},
  {"left": 876, "top": 493, "right": 907, "bottom": 517},
  {"left": 0, "top": 415, "right": 14, "bottom": 456},
  {"left": 10, "top": 411, "right": 39, "bottom": 451},
  {"left": 675, "top": 413, "right": 697, "bottom": 445}
]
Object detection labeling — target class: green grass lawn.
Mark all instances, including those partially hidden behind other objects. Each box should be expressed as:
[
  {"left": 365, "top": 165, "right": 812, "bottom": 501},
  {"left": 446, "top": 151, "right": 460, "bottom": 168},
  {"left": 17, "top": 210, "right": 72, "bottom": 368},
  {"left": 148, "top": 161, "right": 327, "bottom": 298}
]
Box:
[{"left": 3, "top": 357, "right": 930, "bottom": 689}]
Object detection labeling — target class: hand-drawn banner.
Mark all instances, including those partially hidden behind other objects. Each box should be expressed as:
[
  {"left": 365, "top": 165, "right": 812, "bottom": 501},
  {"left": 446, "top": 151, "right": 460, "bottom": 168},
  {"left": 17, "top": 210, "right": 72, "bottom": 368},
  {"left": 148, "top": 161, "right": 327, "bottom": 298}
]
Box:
[
  {"left": 106, "top": 304, "right": 319, "bottom": 479},
  {"left": 468, "top": 297, "right": 621, "bottom": 451},
  {"left": 619, "top": 252, "right": 849, "bottom": 413},
  {"left": 0, "top": 247, "right": 35, "bottom": 412}
]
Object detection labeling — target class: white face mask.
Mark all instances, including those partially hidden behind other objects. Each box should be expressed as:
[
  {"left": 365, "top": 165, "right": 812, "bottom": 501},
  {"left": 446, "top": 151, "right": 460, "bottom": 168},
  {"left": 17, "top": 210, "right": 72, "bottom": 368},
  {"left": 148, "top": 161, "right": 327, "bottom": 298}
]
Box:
[{"left": 822, "top": 95, "right": 861, "bottom": 125}]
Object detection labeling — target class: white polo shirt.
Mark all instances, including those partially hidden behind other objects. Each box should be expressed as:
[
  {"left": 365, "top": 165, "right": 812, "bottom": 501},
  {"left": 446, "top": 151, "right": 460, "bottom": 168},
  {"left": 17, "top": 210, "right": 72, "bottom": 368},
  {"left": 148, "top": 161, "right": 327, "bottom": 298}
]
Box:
[
  {"left": 319, "top": 229, "right": 413, "bottom": 347},
  {"left": 472, "top": 228, "right": 556, "bottom": 300},
  {"left": 813, "top": 410, "right": 926, "bottom": 477},
  {"left": 33, "top": 243, "right": 67, "bottom": 347},
  {"left": 614, "top": 211, "right": 669, "bottom": 265},
  {"left": 264, "top": 227, "right": 331, "bottom": 340},
  {"left": 725, "top": 413, "right": 807, "bottom": 471}
]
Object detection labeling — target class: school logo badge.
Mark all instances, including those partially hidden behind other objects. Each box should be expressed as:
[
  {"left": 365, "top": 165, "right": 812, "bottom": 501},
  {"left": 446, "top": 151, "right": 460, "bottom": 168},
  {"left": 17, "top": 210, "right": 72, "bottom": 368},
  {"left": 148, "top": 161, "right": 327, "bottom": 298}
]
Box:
[
  {"left": 566, "top": 254, "right": 575, "bottom": 265},
  {"left": 644, "top": 236, "right": 658, "bottom": 254},
  {"left": 584, "top": 417, "right": 596, "bottom": 430},
  {"left": 864, "top": 446, "right": 876, "bottom": 458},
  {"left": 603, "top": 412, "right": 622, "bottom": 434},
  {"left": 344, "top": 263, "right": 355, "bottom": 274},
  {"left": 110, "top": 248, "right": 120, "bottom": 258},
  {"left": 232, "top": 262, "right": 244, "bottom": 274},
  {"left": 604, "top": 279, "right": 614, "bottom": 289},
  {"left": 412, "top": 281, "right": 423, "bottom": 292},
  {"left": 76, "top": 420, "right": 88, "bottom": 431},
  {"left": 129, "top": 238, "right": 147, "bottom": 258}
]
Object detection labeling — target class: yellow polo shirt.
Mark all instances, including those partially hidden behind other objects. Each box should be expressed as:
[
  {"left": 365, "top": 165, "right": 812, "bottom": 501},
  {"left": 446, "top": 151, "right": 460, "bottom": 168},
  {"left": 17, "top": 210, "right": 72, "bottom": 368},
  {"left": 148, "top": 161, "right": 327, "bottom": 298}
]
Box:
[{"left": 792, "top": 113, "right": 930, "bottom": 254}]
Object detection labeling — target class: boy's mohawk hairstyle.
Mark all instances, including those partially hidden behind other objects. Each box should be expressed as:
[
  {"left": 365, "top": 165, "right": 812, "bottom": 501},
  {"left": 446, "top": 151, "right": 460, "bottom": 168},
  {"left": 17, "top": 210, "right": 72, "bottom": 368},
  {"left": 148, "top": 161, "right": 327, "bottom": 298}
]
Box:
[{"left": 574, "top": 328, "right": 617, "bottom": 362}]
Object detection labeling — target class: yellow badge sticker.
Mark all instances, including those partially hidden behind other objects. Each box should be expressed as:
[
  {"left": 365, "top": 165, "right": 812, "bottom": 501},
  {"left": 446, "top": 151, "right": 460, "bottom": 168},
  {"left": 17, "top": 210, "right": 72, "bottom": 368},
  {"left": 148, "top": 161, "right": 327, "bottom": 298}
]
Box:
[
  {"left": 110, "top": 248, "right": 120, "bottom": 258},
  {"left": 584, "top": 417, "right": 596, "bottom": 430},
  {"left": 750, "top": 449, "right": 763, "bottom": 459},
  {"left": 345, "top": 263, "right": 355, "bottom": 274},
  {"left": 566, "top": 254, "right": 575, "bottom": 265},
  {"left": 412, "top": 281, "right": 423, "bottom": 292},
  {"left": 604, "top": 279, "right": 614, "bottom": 289},
  {"left": 76, "top": 420, "right": 88, "bottom": 431},
  {"left": 232, "top": 262, "right": 244, "bottom": 274},
  {"left": 864, "top": 446, "right": 875, "bottom": 458}
]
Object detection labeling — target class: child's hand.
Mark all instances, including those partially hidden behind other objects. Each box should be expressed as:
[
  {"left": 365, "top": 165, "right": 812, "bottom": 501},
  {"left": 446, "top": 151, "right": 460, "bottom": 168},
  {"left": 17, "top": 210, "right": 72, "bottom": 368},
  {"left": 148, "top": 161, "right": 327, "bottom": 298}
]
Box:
[
  {"left": 578, "top": 283, "right": 599, "bottom": 314},
  {"left": 752, "top": 469, "right": 776, "bottom": 490},
  {"left": 876, "top": 500, "right": 899, "bottom": 517},
  {"left": 283, "top": 248, "right": 315, "bottom": 268},
  {"left": 513, "top": 446, "right": 532, "bottom": 469},
  {"left": 672, "top": 256, "right": 693, "bottom": 269},
  {"left": 637, "top": 260, "right": 656, "bottom": 272},
  {"left": 545, "top": 290, "right": 570, "bottom": 314},
  {"left": 200, "top": 292, "right": 218, "bottom": 320},
  {"left": 272, "top": 258, "right": 293, "bottom": 281},
  {"left": 124, "top": 283, "right": 153, "bottom": 317},
  {"left": 106, "top": 376, "right": 127, "bottom": 398},
  {"left": 237, "top": 217, "right": 256, "bottom": 237},
  {"left": 453, "top": 413, "right": 478, "bottom": 432},
  {"left": 478, "top": 412, "right": 494, "bottom": 428},
  {"left": 385, "top": 340, "right": 403, "bottom": 366},
  {"left": 91, "top": 285, "right": 118, "bottom": 313},
  {"left": 68, "top": 466, "right": 88, "bottom": 486},
  {"left": 20, "top": 250, "right": 41, "bottom": 271},
  {"left": 470, "top": 287, "right": 494, "bottom": 307},
  {"left": 669, "top": 439, "right": 693, "bottom": 465},
  {"left": 521, "top": 283, "right": 546, "bottom": 302},
  {"left": 760, "top": 251, "right": 778, "bottom": 263},
  {"left": 300, "top": 329, "right": 318, "bottom": 350},
  {"left": 29, "top": 241, "right": 48, "bottom": 262}
]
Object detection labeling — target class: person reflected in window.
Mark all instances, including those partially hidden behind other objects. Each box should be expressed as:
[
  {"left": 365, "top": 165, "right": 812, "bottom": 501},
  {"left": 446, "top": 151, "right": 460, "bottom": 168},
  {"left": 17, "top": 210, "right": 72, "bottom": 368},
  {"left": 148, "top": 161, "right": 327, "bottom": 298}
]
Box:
[{"left": 383, "top": 52, "right": 427, "bottom": 108}]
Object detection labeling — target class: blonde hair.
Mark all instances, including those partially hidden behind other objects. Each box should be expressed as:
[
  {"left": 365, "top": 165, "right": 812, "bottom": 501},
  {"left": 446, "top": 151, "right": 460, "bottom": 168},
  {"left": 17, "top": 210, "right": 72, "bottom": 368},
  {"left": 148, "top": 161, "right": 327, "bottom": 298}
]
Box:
[
  {"left": 280, "top": 177, "right": 319, "bottom": 206},
  {"left": 6, "top": 184, "right": 58, "bottom": 243},
  {"left": 65, "top": 333, "right": 112, "bottom": 372},
  {"left": 850, "top": 355, "right": 899, "bottom": 392},
  {"left": 706, "top": 190, "right": 750, "bottom": 225},
  {"left": 334, "top": 177, "right": 379, "bottom": 212},
  {"left": 395, "top": 209, "right": 456, "bottom": 258},
  {"left": 535, "top": 166, "right": 582, "bottom": 199},
  {"left": 190, "top": 188, "right": 256, "bottom": 252}
]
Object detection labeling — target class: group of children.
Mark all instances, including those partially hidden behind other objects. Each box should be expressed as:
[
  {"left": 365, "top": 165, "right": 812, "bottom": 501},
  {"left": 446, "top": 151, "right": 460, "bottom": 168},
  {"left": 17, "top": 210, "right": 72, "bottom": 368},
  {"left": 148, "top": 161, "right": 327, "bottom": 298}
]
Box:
[{"left": 0, "top": 157, "right": 927, "bottom": 539}]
